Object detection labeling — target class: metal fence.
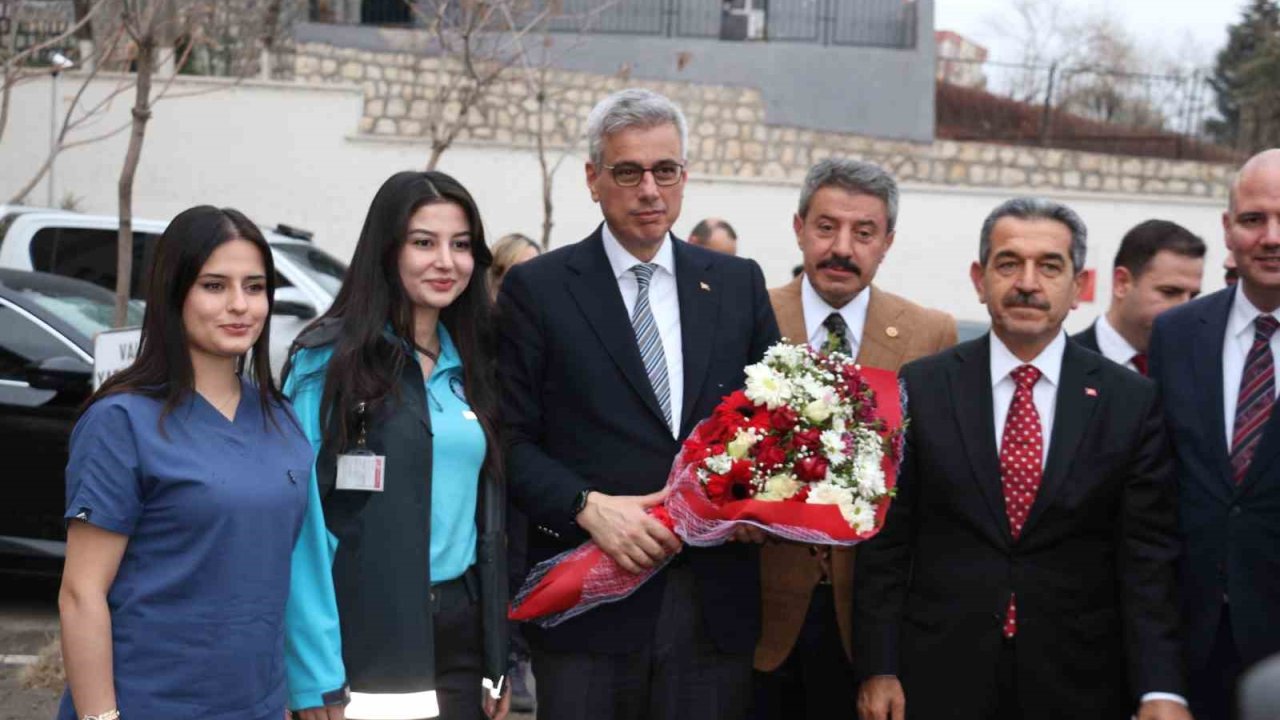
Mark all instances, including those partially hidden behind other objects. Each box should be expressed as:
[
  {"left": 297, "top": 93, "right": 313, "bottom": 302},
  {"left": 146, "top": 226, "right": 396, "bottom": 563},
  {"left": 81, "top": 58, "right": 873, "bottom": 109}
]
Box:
[
  {"left": 339, "top": 0, "right": 918, "bottom": 48},
  {"left": 935, "top": 55, "right": 1236, "bottom": 162}
]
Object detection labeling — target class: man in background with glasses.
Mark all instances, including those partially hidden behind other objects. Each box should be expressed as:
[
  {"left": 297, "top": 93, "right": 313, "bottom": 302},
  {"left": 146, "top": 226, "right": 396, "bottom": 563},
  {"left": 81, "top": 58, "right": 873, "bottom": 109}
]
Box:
[{"left": 497, "top": 88, "right": 780, "bottom": 720}]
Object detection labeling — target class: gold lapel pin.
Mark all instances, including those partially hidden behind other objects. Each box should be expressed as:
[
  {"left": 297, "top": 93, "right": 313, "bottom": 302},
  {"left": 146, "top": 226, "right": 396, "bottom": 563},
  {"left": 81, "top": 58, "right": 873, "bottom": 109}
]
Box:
[
  {"left": 699, "top": 281, "right": 711, "bottom": 292},
  {"left": 885, "top": 326, "right": 899, "bottom": 338}
]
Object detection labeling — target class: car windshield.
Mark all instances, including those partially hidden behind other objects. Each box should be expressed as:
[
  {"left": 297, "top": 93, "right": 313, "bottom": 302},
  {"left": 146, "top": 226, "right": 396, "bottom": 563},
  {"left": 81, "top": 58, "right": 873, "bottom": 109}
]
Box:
[
  {"left": 273, "top": 243, "right": 346, "bottom": 295},
  {"left": 18, "top": 288, "right": 144, "bottom": 343}
]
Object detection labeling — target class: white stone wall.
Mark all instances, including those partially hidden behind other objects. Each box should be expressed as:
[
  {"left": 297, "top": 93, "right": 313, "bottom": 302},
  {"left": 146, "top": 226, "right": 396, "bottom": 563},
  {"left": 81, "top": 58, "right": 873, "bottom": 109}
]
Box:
[{"left": 0, "top": 73, "right": 1233, "bottom": 333}]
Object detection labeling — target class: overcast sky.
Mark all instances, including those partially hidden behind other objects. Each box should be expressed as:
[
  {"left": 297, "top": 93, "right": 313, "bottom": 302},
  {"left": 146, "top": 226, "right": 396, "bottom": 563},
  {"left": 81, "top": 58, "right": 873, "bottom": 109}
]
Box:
[{"left": 934, "top": 0, "right": 1250, "bottom": 68}]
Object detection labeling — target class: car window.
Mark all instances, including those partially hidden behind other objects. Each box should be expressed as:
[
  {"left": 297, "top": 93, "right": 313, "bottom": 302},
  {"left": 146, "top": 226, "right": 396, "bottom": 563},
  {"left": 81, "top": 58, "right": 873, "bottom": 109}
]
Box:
[
  {"left": 30, "top": 227, "right": 159, "bottom": 299},
  {"left": 272, "top": 243, "right": 346, "bottom": 295},
  {"left": 0, "top": 303, "right": 76, "bottom": 381}
]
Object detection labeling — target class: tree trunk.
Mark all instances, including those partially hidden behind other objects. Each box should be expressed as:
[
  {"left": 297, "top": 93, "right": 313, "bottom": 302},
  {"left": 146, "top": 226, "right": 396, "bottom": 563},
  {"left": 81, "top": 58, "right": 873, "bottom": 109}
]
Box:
[
  {"left": 426, "top": 142, "right": 445, "bottom": 170},
  {"left": 115, "top": 33, "right": 154, "bottom": 327}
]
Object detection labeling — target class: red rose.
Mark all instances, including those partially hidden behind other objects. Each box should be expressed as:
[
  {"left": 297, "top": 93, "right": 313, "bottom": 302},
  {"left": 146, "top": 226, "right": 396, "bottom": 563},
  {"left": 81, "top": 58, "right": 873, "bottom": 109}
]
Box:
[
  {"left": 794, "top": 455, "right": 830, "bottom": 483},
  {"left": 755, "top": 442, "right": 787, "bottom": 470},
  {"left": 770, "top": 405, "right": 799, "bottom": 432},
  {"left": 705, "top": 474, "right": 729, "bottom": 502},
  {"left": 791, "top": 428, "right": 822, "bottom": 452}
]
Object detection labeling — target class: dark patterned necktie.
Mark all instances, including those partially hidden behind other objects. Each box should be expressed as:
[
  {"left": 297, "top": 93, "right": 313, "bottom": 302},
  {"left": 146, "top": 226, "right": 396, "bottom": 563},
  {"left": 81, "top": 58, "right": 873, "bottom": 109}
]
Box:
[
  {"left": 1231, "top": 315, "right": 1279, "bottom": 484},
  {"left": 822, "top": 312, "right": 851, "bottom": 356}
]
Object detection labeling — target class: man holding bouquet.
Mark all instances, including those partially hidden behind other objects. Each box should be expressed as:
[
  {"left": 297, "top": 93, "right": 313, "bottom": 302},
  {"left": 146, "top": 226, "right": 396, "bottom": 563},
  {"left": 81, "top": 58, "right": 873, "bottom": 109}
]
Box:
[
  {"left": 497, "top": 88, "right": 779, "bottom": 720},
  {"left": 753, "top": 159, "right": 956, "bottom": 719},
  {"left": 853, "top": 198, "right": 1190, "bottom": 719}
]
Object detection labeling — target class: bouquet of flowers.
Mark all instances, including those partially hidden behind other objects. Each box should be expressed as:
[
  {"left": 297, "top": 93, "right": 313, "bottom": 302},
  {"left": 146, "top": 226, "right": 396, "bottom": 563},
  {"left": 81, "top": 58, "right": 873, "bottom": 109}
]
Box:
[{"left": 509, "top": 342, "right": 906, "bottom": 626}]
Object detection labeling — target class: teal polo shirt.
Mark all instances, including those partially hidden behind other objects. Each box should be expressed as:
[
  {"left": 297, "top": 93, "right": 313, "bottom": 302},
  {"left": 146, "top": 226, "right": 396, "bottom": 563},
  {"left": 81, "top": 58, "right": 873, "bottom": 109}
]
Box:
[{"left": 425, "top": 324, "right": 485, "bottom": 583}]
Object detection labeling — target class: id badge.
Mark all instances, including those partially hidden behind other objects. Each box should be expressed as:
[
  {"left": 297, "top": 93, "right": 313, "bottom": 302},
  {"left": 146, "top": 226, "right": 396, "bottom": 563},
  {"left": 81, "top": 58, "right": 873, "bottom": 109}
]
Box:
[
  {"left": 336, "top": 401, "right": 385, "bottom": 492},
  {"left": 336, "top": 451, "right": 386, "bottom": 492}
]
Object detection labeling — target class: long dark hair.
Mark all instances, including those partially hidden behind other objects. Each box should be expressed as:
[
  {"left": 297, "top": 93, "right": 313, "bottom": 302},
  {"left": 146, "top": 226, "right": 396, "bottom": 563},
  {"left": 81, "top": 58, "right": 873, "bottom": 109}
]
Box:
[
  {"left": 286, "top": 171, "right": 501, "bottom": 481},
  {"left": 86, "top": 205, "right": 285, "bottom": 427}
]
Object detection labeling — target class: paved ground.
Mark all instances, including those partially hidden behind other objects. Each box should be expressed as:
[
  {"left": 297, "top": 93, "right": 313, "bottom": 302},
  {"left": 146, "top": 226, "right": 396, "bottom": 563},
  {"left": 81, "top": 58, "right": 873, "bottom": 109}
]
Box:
[{"left": 0, "top": 575, "right": 536, "bottom": 719}]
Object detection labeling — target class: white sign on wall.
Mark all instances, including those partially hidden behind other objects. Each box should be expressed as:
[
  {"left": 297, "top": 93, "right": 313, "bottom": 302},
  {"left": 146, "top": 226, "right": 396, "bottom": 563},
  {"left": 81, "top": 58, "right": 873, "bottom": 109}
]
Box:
[{"left": 93, "top": 326, "right": 142, "bottom": 390}]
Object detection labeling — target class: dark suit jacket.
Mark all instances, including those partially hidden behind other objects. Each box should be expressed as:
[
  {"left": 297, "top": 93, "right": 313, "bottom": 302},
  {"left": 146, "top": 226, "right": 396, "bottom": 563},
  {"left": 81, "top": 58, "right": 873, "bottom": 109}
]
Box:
[
  {"left": 1149, "top": 286, "right": 1280, "bottom": 671},
  {"left": 853, "top": 335, "right": 1185, "bottom": 719},
  {"left": 497, "top": 226, "right": 780, "bottom": 654},
  {"left": 1072, "top": 320, "right": 1101, "bottom": 354}
]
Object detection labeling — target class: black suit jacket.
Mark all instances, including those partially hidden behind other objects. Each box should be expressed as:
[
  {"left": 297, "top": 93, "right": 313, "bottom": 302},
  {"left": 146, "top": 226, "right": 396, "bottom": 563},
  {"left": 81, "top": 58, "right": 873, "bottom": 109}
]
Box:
[
  {"left": 1149, "top": 286, "right": 1280, "bottom": 671},
  {"left": 497, "top": 226, "right": 780, "bottom": 654},
  {"left": 1072, "top": 320, "right": 1101, "bottom": 354},
  {"left": 853, "top": 335, "right": 1185, "bottom": 718}
]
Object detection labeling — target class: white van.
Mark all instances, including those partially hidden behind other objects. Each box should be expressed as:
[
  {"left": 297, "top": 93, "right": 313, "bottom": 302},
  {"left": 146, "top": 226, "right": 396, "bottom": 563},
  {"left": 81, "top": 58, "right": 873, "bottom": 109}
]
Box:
[{"left": 0, "top": 205, "right": 346, "bottom": 374}]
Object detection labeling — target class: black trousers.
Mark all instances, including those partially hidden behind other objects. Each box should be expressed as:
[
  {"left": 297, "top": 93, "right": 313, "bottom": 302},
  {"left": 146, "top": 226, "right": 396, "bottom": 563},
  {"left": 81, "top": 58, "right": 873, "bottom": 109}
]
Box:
[
  {"left": 434, "top": 571, "right": 485, "bottom": 720},
  {"left": 750, "top": 585, "right": 856, "bottom": 720},
  {"left": 531, "top": 563, "right": 754, "bottom": 720},
  {"left": 1190, "top": 607, "right": 1243, "bottom": 720}
]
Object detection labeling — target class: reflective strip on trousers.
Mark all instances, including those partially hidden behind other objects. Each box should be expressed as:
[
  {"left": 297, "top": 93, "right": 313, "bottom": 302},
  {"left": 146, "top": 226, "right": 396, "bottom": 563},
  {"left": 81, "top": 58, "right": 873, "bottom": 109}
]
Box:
[{"left": 345, "top": 690, "right": 440, "bottom": 720}]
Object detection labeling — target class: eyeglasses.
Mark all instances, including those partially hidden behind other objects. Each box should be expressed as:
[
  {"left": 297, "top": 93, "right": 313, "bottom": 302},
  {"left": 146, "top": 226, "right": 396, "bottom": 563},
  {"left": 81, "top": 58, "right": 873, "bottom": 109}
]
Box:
[{"left": 603, "top": 161, "right": 685, "bottom": 187}]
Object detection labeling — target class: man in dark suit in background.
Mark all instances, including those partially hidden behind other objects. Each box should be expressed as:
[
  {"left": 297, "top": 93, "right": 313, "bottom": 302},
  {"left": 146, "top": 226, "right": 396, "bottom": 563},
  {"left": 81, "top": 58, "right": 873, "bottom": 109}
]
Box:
[
  {"left": 1073, "top": 220, "right": 1204, "bottom": 373},
  {"left": 854, "top": 197, "right": 1189, "bottom": 720},
  {"left": 1148, "top": 148, "right": 1280, "bottom": 720},
  {"left": 497, "top": 88, "right": 779, "bottom": 720}
]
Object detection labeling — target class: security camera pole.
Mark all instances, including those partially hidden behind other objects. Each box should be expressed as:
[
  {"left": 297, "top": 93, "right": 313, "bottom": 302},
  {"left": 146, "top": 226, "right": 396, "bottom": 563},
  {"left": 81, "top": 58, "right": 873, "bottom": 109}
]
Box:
[{"left": 47, "top": 51, "right": 75, "bottom": 207}]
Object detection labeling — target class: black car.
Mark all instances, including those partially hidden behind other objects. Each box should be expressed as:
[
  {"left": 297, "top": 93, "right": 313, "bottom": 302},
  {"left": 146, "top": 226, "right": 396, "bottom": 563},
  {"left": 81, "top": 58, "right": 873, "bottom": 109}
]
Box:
[{"left": 0, "top": 269, "right": 142, "bottom": 574}]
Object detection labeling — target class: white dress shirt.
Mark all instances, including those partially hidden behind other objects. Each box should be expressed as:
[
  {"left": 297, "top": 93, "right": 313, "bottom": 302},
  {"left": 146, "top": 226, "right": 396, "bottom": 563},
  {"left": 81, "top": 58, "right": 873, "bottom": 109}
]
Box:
[
  {"left": 990, "top": 331, "right": 1065, "bottom": 466},
  {"left": 989, "top": 330, "right": 1187, "bottom": 709},
  {"left": 801, "top": 275, "right": 870, "bottom": 355},
  {"left": 1223, "top": 289, "right": 1280, "bottom": 447},
  {"left": 1094, "top": 315, "right": 1141, "bottom": 372},
  {"left": 601, "top": 223, "right": 684, "bottom": 437}
]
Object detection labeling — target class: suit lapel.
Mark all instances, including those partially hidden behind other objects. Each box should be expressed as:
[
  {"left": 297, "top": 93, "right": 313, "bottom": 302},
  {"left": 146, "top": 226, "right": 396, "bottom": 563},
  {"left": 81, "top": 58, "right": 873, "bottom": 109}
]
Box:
[
  {"left": 857, "top": 286, "right": 909, "bottom": 370},
  {"left": 771, "top": 277, "right": 806, "bottom": 345},
  {"left": 949, "top": 335, "right": 1010, "bottom": 544},
  {"left": 674, "top": 239, "right": 721, "bottom": 436},
  {"left": 564, "top": 228, "right": 668, "bottom": 428},
  {"left": 1021, "top": 341, "right": 1100, "bottom": 537},
  {"left": 1195, "top": 289, "right": 1235, "bottom": 498}
]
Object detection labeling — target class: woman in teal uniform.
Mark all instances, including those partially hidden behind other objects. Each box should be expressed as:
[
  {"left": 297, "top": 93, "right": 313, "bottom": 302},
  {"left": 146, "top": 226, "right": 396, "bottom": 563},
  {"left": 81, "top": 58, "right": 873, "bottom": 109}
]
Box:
[
  {"left": 57, "top": 206, "right": 311, "bottom": 720},
  {"left": 284, "top": 171, "right": 508, "bottom": 720}
]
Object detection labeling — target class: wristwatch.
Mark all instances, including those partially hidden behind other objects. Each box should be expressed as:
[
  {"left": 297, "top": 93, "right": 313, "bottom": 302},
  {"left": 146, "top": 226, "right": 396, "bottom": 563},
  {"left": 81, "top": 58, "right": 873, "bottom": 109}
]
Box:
[
  {"left": 571, "top": 487, "right": 597, "bottom": 519},
  {"left": 81, "top": 711, "right": 120, "bottom": 720}
]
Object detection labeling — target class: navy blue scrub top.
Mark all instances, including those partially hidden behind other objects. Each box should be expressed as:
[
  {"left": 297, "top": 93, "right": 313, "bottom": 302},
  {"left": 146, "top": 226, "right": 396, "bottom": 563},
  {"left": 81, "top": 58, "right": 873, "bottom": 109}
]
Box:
[{"left": 56, "top": 382, "right": 311, "bottom": 720}]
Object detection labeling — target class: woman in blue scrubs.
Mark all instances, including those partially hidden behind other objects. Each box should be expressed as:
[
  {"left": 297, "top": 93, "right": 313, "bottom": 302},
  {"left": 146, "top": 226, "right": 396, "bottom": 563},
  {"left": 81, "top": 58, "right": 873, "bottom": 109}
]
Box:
[
  {"left": 284, "top": 171, "right": 508, "bottom": 720},
  {"left": 56, "top": 206, "right": 311, "bottom": 720}
]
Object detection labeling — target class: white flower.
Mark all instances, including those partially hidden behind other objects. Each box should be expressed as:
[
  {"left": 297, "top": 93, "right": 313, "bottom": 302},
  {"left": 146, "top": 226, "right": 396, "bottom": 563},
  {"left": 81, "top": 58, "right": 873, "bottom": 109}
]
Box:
[
  {"left": 844, "top": 498, "right": 877, "bottom": 534},
  {"left": 806, "top": 482, "right": 853, "bottom": 509},
  {"left": 726, "top": 428, "right": 760, "bottom": 459},
  {"left": 757, "top": 472, "right": 803, "bottom": 501},
  {"left": 850, "top": 429, "right": 887, "bottom": 496},
  {"left": 744, "top": 364, "right": 793, "bottom": 409},
  {"left": 764, "top": 343, "right": 805, "bottom": 371},
  {"left": 704, "top": 453, "right": 733, "bottom": 475},
  {"left": 803, "top": 393, "right": 837, "bottom": 424},
  {"left": 796, "top": 375, "right": 827, "bottom": 403},
  {"left": 821, "top": 429, "right": 848, "bottom": 461}
]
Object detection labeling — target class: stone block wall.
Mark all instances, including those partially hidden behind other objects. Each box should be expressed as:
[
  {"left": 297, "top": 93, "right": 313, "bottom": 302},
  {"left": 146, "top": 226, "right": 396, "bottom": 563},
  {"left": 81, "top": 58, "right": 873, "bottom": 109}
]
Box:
[{"left": 289, "top": 41, "right": 1233, "bottom": 199}]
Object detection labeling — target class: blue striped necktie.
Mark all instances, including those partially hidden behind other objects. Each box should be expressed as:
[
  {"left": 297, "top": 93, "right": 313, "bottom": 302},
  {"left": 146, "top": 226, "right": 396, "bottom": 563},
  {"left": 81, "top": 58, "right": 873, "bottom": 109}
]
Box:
[
  {"left": 1231, "top": 314, "right": 1279, "bottom": 484},
  {"left": 630, "top": 263, "right": 672, "bottom": 428}
]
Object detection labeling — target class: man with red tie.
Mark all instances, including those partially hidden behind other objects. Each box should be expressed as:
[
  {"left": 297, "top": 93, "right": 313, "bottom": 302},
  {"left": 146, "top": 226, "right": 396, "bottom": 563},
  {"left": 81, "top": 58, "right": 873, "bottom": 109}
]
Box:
[
  {"left": 1073, "top": 220, "right": 1205, "bottom": 373},
  {"left": 854, "top": 197, "right": 1189, "bottom": 720},
  {"left": 1149, "top": 148, "right": 1280, "bottom": 720}
]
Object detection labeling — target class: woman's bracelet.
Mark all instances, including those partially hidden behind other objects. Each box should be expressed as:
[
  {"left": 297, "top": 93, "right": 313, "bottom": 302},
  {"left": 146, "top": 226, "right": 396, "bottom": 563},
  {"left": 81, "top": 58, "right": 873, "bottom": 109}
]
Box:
[{"left": 81, "top": 711, "right": 120, "bottom": 720}]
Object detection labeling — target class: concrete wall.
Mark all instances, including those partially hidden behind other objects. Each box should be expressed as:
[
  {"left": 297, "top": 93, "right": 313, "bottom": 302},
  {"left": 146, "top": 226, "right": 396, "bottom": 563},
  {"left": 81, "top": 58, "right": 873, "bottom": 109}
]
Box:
[
  {"left": 292, "top": 0, "right": 937, "bottom": 143},
  {"left": 0, "top": 74, "right": 1232, "bottom": 333}
]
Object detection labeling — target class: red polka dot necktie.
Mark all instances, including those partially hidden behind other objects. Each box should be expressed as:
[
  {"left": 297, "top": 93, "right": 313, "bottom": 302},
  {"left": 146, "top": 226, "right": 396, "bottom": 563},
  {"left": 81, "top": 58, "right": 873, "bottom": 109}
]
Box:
[
  {"left": 1231, "top": 315, "right": 1280, "bottom": 485},
  {"left": 1000, "top": 364, "right": 1043, "bottom": 638}
]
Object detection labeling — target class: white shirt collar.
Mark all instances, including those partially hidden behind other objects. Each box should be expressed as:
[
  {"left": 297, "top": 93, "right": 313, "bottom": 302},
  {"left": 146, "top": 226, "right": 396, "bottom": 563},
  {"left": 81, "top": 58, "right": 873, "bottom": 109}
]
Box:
[
  {"left": 800, "top": 274, "right": 871, "bottom": 350},
  {"left": 601, "top": 222, "right": 675, "bottom": 281},
  {"left": 1228, "top": 285, "right": 1280, "bottom": 341},
  {"left": 1094, "top": 314, "right": 1140, "bottom": 365},
  {"left": 990, "top": 329, "right": 1066, "bottom": 389}
]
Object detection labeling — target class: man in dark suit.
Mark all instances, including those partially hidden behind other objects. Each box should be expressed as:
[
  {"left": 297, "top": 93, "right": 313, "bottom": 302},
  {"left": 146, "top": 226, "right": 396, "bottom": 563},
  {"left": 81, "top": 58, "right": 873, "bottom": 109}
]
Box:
[
  {"left": 854, "top": 197, "right": 1189, "bottom": 720},
  {"left": 1148, "top": 148, "right": 1280, "bottom": 720},
  {"left": 497, "top": 88, "right": 779, "bottom": 720},
  {"left": 1073, "top": 220, "right": 1204, "bottom": 373}
]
